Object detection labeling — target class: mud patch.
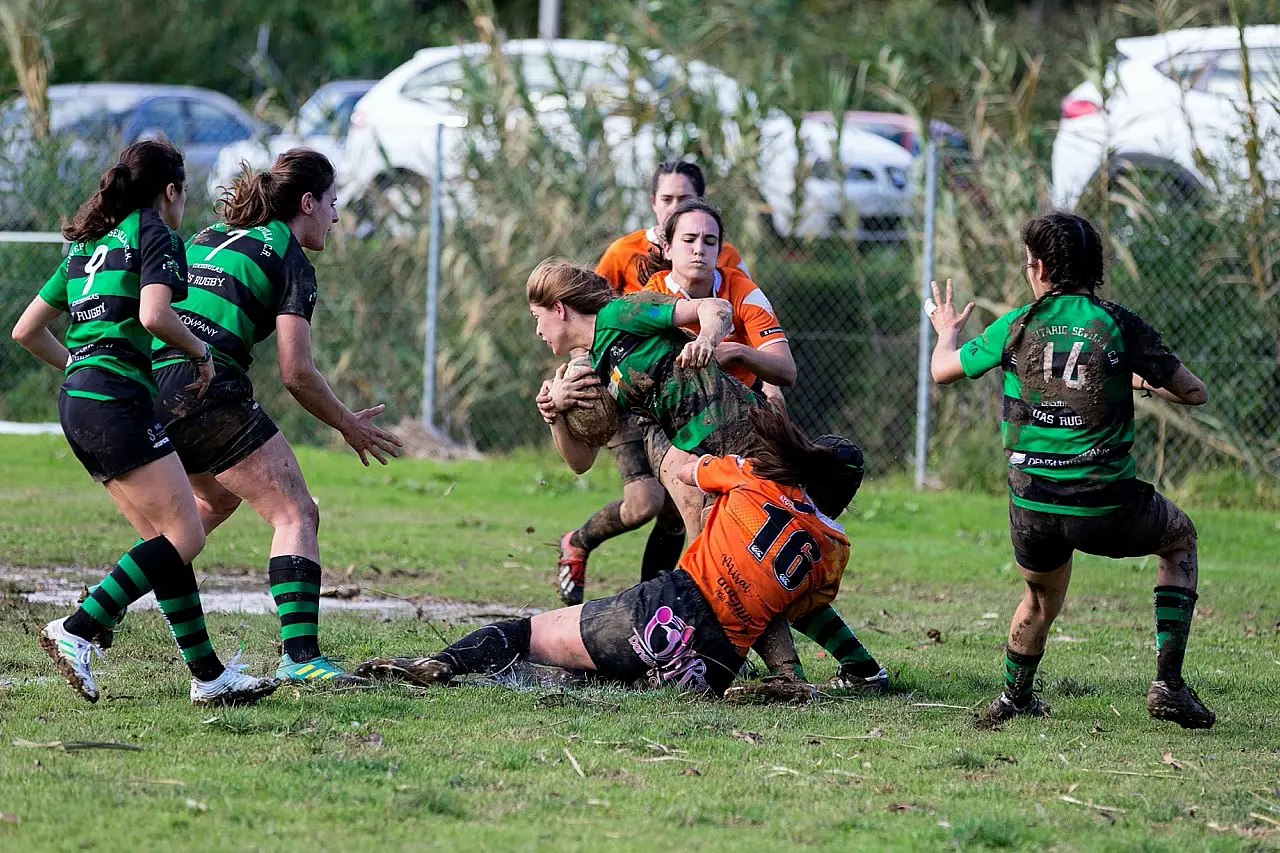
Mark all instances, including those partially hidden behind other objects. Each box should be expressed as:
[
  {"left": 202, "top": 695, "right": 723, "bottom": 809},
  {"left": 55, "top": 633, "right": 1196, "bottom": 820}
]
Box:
[{"left": 0, "top": 565, "right": 537, "bottom": 622}]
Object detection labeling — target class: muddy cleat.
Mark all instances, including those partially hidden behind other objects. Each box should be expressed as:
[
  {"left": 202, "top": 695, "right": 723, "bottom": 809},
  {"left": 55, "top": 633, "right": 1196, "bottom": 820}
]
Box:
[
  {"left": 353, "top": 656, "right": 454, "bottom": 687},
  {"left": 190, "top": 652, "right": 279, "bottom": 706},
  {"left": 38, "top": 618, "right": 102, "bottom": 703},
  {"left": 724, "top": 674, "right": 818, "bottom": 706},
  {"left": 276, "top": 653, "right": 369, "bottom": 686},
  {"left": 555, "top": 529, "right": 588, "bottom": 606},
  {"left": 984, "top": 691, "right": 1051, "bottom": 724},
  {"left": 828, "top": 665, "right": 890, "bottom": 694},
  {"left": 1147, "top": 680, "right": 1215, "bottom": 729}
]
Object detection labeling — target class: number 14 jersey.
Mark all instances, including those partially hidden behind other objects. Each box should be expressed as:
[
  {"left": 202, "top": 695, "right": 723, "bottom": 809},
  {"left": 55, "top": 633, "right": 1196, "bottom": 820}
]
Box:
[{"left": 681, "top": 455, "right": 850, "bottom": 655}]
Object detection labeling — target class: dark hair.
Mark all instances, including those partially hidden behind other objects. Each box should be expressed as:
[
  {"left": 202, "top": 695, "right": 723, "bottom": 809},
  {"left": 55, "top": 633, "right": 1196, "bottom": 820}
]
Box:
[
  {"left": 650, "top": 160, "right": 706, "bottom": 198},
  {"left": 1009, "top": 211, "right": 1105, "bottom": 349},
  {"left": 638, "top": 199, "right": 726, "bottom": 284},
  {"left": 747, "top": 407, "right": 864, "bottom": 517},
  {"left": 526, "top": 257, "right": 614, "bottom": 315},
  {"left": 216, "top": 147, "right": 335, "bottom": 228},
  {"left": 62, "top": 139, "right": 185, "bottom": 242}
]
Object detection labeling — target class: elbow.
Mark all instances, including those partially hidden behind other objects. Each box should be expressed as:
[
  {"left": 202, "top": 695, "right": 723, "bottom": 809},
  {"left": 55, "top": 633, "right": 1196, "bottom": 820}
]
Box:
[
  {"left": 930, "top": 365, "right": 952, "bottom": 385},
  {"left": 777, "top": 363, "right": 797, "bottom": 387},
  {"left": 281, "top": 367, "right": 311, "bottom": 394},
  {"left": 10, "top": 322, "right": 28, "bottom": 346},
  {"left": 1186, "top": 385, "right": 1208, "bottom": 406},
  {"left": 138, "top": 303, "right": 167, "bottom": 335}
]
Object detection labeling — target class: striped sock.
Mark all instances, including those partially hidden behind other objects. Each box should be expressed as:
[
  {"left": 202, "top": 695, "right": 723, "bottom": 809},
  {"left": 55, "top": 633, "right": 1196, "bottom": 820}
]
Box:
[
  {"left": 1003, "top": 648, "right": 1042, "bottom": 704},
  {"left": 1154, "top": 585, "right": 1197, "bottom": 686},
  {"left": 136, "top": 538, "right": 223, "bottom": 681},
  {"left": 791, "top": 604, "right": 881, "bottom": 678},
  {"left": 63, "top": 539, "right": 155, "bottom": 639},
  {"left": 269, "top": 555, "right": 322, "bottom": 663}
]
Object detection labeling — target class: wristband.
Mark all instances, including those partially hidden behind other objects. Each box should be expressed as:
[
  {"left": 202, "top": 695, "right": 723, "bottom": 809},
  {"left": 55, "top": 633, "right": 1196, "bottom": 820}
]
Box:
[{"left": 189, "top": 343, "right": 212, "bottom": 365}]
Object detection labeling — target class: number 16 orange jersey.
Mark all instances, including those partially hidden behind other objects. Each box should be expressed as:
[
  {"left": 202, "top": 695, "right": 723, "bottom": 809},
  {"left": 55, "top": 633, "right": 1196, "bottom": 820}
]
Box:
[{"left": 679, "top": 454, "right": 851, "bottom": 655}]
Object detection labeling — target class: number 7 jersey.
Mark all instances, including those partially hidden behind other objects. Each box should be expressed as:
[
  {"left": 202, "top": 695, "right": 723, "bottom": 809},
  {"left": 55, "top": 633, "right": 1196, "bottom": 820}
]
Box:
[{"left": 680, "top": 454, "right": 851, "bottom": 655}]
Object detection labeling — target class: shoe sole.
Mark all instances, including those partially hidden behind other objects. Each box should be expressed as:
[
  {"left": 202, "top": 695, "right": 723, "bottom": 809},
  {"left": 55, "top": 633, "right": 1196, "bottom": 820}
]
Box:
[
  {"left": 354, "top": 658, "right": 452, "bottom": 687},
  {"left": 37, "top": 634, "right": 98, "bottom": 703},
  {"left": 192, "top": 679, "right": 280, "bottom": 707},
  {"left": 556, "top": 567, "right": 584, "bottom": 606},
  {"left": 1148, "top": 703, "right": 1215, "bottom": 729},
  {"left": 278, "top": 674, "right": 371, "bottom": 688}
]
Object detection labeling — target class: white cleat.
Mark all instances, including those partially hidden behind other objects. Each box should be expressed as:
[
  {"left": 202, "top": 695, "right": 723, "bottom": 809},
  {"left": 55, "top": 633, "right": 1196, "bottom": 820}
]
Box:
[
  {"left": 190, "top": 651, "right": 280, "bottom": 706},
  {"left": 39, "top": 618, "right": 102, "bottom": 703}
]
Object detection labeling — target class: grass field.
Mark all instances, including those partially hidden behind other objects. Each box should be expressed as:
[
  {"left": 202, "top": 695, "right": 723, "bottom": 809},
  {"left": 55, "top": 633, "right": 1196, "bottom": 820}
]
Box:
[{"left": 1, "top": 435, "right": 1279, "bottom": 852}]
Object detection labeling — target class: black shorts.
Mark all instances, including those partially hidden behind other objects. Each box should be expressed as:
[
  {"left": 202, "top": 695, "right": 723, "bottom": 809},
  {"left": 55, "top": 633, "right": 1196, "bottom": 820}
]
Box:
[
  {"left": 58, "top": 375, "right": 175, "bottom": 483},
  {"left": 606, "top": 412, "right": 655, "bottom": 484},
  {"left": 154, "top": 363, "right": 279, "bottom": 476},
  {"left": 579, "top": 569, "right": 743, "bottom": 695},
  {"left": 1009, "top": 481, "right": 1171, "bottom": 572}
]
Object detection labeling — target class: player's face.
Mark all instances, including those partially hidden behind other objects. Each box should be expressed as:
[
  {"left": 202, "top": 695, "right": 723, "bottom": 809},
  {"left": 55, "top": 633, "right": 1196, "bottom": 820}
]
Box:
[
  {"left": 530, "top": 302, "right": 568, "bottom": 355},
  {"left": 651, "top": 173, "right": 699, "bottom": 230},
  {"left": 666, "top": 210, "right": 720, "bottom": 282},
  {"left": 297, "top": 184, "right": 339, "bottom": 251}
]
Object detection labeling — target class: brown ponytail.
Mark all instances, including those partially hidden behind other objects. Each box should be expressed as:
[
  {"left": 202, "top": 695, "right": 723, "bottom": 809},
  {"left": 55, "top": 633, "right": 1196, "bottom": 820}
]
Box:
[
  {"left": 216, "top": 147, "right": 335, "bottom": 228},
  {"left": 747, "top": 407, "right": 864, "bottom": 517},
  {"left": 62, "top": 139, "right": 184, "bottom": 242}
]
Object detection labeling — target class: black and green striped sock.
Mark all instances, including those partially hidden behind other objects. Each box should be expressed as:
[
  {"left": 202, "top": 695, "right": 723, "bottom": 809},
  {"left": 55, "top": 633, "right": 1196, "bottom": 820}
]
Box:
[
  {"left": 791, "top": 604, "right": 881, "bottom": 678},
  {"left": 269, "top": 555, "right": 322, "bottom": 663},
  {"left": 138, "top": 538, "right": 224, "bottom": 682},
  {"left": 1154, "top": 585, "right": 1197, "bottom": 686},
  {"left": 64, "top": 539, "right": 155, "bottom": 640},
  {"left": 1003, "top": 648, "right": 1042, "bottom": 704}
]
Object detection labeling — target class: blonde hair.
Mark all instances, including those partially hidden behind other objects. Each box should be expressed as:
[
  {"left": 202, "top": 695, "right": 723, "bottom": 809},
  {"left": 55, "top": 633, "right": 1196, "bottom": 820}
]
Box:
[{"left": 526, "top": 258, "right": 613, "bottom": 314}]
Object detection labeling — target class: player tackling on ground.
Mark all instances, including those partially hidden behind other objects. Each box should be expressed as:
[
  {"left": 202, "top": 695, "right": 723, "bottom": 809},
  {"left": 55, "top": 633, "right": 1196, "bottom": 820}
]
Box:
[{"left": 927, "top": 211, "right": 1213, "bottom": 728}]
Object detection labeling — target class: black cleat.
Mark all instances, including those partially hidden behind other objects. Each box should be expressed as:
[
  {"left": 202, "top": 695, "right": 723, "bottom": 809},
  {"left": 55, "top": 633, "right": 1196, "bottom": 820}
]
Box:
[
  {"left": 1147, "top": 680, "right": 1215, "bottom": 729},
  {"left": 983, "top": 691, "right": 1050, "bottom": 724}
]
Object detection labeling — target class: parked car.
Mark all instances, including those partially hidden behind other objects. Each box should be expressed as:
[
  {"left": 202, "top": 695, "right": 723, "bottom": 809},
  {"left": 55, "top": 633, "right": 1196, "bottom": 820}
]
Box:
[
  {"left": 207, "top": 79, "right": 376, "bottom": 198},
  {"left": 1052, "top": 25, "right": 1280, "bottom": 209},
  {"left": 343, "top": 39, "right": 916, "bottom": 241},
  {"left": 0, "top": 83, "right": 268, "bottom": 226}
]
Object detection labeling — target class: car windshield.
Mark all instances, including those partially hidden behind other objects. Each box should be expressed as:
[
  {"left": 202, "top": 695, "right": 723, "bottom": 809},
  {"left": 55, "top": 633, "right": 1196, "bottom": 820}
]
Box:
[
  {"left": 2, "top": 92, "right": 142, "bottom": 136},
  {"left": 1201, "top": 47, "right": 1280, "bottom": 97}
]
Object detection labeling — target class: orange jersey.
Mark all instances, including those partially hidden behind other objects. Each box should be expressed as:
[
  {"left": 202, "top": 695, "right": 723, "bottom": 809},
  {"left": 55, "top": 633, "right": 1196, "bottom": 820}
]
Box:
[
  {"left": 596, "top": 228, "right": 747, "bottom": 295},
  {"left": 680, "top": 455, "right": 850, "bottom": 654},
  {"left": 642, "top": 267, "right": 787, "bottom": 388}
]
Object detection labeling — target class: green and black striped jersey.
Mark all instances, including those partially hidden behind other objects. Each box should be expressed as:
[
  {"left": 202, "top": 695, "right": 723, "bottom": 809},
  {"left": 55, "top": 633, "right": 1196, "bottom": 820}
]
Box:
[
  {"left": 959, "top": 294, "right": 1182, "bottom": 517},
  {"left": 37, "top": 208, "right": 187, "bottom": 401},
  {"left": 152, "top": 220, "right": 317, "bottom": 374}
]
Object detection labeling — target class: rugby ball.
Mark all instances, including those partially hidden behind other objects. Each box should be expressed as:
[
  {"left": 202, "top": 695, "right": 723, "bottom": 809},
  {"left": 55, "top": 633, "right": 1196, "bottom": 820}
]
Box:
[{"left": 562, "top": 354, "right": 620, "bottom": 447}]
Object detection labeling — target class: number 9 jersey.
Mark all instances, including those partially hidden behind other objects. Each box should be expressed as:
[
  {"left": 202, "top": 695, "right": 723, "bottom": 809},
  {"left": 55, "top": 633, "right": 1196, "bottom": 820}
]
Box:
[{"left": 680, "top": 454, "right": 851, "bottom": 655}]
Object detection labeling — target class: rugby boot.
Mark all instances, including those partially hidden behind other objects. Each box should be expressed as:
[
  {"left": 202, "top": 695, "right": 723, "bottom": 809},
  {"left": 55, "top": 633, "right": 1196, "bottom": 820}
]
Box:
[
  {"left": 276, "top": 653, "right": 369, "bottom": 686},
  {"left": 39, "top": 617, "right": 102, "bottom": 703},
  {"left": 829, "top": 665, "right": 890, "bottom": 694},
  {"left": 353, "top": 656, "right": 454, "bottom": 687},
  {"left": 555, "top": 530, "right": 587, "bottom": 605},
  {"left": 984, "top": 691, "right": 1051, "bottom": 724},
  {"left": 190, "top": 651, "right": 279, "bottom": 706},
  {"left": 1147, "top": 680, "right": 1215, "bottom": 729}
]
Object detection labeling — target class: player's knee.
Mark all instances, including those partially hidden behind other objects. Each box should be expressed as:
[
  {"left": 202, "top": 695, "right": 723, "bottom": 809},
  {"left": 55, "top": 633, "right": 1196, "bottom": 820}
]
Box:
[
  {"left": 167, "top": 520, "right": 206, "bottom": 564},
  {"left": 291, "top": 493, "right": 321, "bottom": 536},
  {"left": 205, "top": 492, "right": 242, "bottom": 521},
  {"left": 622, "top": 484, "right": 665, "bottom": 524}
]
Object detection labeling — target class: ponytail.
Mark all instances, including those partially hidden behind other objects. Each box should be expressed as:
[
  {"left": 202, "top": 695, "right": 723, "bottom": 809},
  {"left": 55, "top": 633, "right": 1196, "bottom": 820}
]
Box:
[
  {"left": 216, "top": 147, "right": 335, "bottom": 228},
  {"left": 747, "top": 407, "right": 864, "bottom": 517},
  {"left": 1008, "top": 211, "right": 1105, "bottom": 351},
  {"left": 62, "top": 139, "right": 184, "bottom": 242}
]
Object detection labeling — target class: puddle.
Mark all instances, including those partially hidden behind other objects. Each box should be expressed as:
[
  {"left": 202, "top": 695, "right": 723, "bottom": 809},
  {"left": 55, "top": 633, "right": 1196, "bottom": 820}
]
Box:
[{"left": 0, "top": 565, "right": 539, "bottom": 622}]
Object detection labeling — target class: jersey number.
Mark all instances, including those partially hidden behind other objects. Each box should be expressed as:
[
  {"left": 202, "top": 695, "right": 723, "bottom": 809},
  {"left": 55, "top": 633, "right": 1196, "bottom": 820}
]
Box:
[
  {"left": 1041, "top": 341, "right": 1085, "bottom": 389},
  {"left": 747, "top": 503, "right": 819, "bottom": 591},
  {"left": 81, "top": 245, "right": 109, "bottom": 295},
  {"left": 204, "top": 229, "right": 247, "bottom": 261}
]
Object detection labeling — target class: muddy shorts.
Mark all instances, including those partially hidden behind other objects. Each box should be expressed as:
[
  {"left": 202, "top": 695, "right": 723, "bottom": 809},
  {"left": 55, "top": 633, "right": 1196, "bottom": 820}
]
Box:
[
  {"left": 1009, "top": 481, "right": 1171, "bottom": 572},
  {"left": 579, "top": 569, "right": 744, "bottom": 695},
  {"left": 607, "top": 411, "right": 656, "bottom": 484},
  {"left": 58, "top": 374, "right": 175, "bottom": 483},
  {"left": 154, "top": 363, "right": 279, "bottom": 476}
]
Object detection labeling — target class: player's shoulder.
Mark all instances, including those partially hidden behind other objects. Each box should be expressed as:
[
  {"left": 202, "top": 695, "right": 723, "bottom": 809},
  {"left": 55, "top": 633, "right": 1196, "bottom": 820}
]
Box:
[{"left": 602, "top": 229, "right": 648, "bottom": 259}]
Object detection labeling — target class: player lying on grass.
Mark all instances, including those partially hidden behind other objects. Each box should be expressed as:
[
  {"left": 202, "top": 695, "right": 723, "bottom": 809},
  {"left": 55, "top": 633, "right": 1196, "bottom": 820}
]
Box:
[
  {"left": 354, "top": 406, "right": 862, "bottom": 697},
  {"left": 555, "top": 163, "right": 752, "bottom": 610},
  {"left": 927, "top": 211, "right": 1214, "bottom": 728},
  {"left": 531, "top": 257, "right": 887, "bottom": 690},
  {"left": 145, "top": 149, "right": 401, "bottom": 686},
  {"left": 10, "top": 140, "right": 277, "bottom": 706}
]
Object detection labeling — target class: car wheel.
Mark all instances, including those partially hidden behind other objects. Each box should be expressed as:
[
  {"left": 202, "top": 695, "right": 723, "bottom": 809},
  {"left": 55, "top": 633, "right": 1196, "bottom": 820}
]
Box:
[{"left": 352, "top": 171, "right": 430, "bottom": 238}]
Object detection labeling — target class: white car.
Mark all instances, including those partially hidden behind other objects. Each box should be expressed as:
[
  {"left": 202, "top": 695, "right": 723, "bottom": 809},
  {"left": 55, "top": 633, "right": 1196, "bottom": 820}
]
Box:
[
  {"left": 1052, "top": 25, "right": 1280, "bottom": 209},
  {"left": 343, "top": 38, "right": 914, "bottom": 240},
  {"left": 207, "top": 80, "right": 376, "bottom": 198}
]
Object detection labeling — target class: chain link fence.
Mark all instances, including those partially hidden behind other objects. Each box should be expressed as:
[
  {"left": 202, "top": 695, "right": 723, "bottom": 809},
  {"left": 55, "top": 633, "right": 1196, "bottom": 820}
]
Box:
[{"left": 0, "top": 111, "right": 1276, "bottom": 493}]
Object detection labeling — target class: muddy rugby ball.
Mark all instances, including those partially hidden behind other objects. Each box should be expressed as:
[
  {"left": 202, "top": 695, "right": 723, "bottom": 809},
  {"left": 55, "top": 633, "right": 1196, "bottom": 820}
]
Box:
[{"left": 562, "top": 354, "right": 620, "bottom": 447}]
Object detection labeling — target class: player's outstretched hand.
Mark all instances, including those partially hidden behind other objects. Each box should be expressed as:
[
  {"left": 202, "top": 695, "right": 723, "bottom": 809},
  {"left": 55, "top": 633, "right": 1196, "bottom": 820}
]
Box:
[
  {"left": 342, "top": 403, "right": 403, "bottom": 466},
  {"left": 547, "top": 362, "right": 601, "bottom": 413},
  {"left": 677, "top": 335, "right": 715, "bottom": 370},
  {"left": 926, "top": 278, "right": 974, "bottom": 338}
]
